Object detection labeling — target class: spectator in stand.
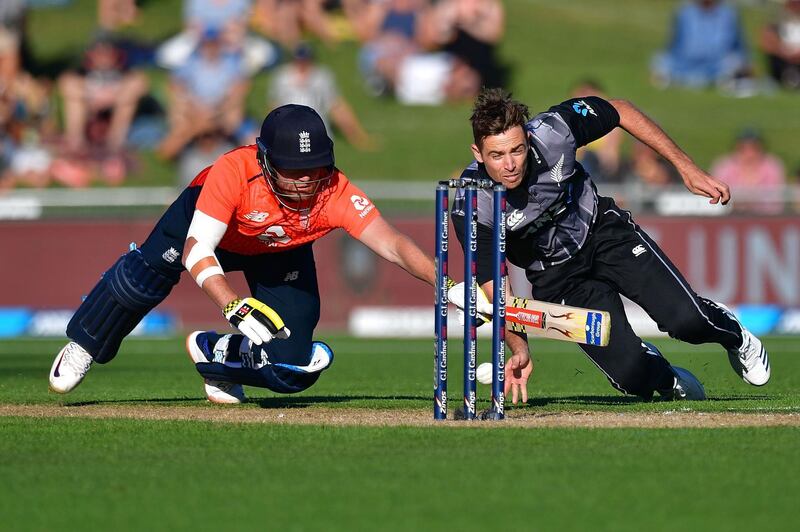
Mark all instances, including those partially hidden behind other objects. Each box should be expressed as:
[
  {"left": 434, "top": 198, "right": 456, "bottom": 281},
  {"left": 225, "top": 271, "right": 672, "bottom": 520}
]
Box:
[
  {"left": 0, "top": 76, "right": 54, "bottom": 188},
  {"left": 352, "top": 0, "right": 428, "bottom": 96},
  {"left": 353, "top": 0, "right": 491, "bottom": 104},
  {"left": 98, "top": 0, "right": 139, "bottom": 31},
  {"left": 651, "top": 0, "right": 750, "bottom": 89},
  {"left": 158, "top": 28, "right": 251, "bottom": 160},
  {"left": 177, "top": 129, "right": 235, "bottom": 187},
  {"left": 58, "top": 34, "right": 149, "bottom": 155},
  {"left": 0, "top": 1, "right": 26, "bottom": 86},
  {"left": 54, "top": 34, "right": 149, "bottom": 186},
  {"left": 571, "top": 79, "right": 624, "bottom": 183},
  {"left": 1, "top": 2, "right": 57, "bottom": 189},
  {"left": 620, "top": 141, "right": 683, "bottom": 212},
  {"left": 710, "top": 128, "right": 786, "bottom": 215},
  {"left": 269, "top": 42, "right": 375, "bottom": 150},
  {"left": 156, "top": 0, "right": 277, "bottom": 75},
  {"left": 418, "top": 0, "right": 508, "bottom": 89},
  {"left": 760, "top": 0, "right": 800, "bottom": 90},
  {"left": 252, "top": 0, "right": 340, "bottom": 48}
]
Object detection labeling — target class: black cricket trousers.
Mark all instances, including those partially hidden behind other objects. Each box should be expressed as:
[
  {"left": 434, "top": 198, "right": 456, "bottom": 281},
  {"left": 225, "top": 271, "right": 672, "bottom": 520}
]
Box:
[{"left": 527, "top": 196, "right": 742, "bottom": 398}]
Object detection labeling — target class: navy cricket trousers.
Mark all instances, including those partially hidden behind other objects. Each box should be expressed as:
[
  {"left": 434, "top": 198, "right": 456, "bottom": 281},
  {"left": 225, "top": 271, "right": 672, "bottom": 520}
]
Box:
[{"left": 137, "top": 186, "right": 322, "bottom": 388}]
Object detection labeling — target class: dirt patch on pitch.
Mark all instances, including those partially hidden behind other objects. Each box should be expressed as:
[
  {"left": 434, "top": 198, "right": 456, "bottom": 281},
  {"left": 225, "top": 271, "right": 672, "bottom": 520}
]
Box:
[{"left": 1, "top": 403, "right": 799, "bottom": 428}]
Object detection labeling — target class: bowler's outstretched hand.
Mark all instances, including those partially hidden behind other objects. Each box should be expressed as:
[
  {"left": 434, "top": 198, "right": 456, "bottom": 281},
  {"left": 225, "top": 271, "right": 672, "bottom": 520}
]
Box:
[
  {"left": 681, "top": 167, "right": 730, "bottom": 205},
  {"left": 504, "top": 353, "right": 533, "bottom": 405}
]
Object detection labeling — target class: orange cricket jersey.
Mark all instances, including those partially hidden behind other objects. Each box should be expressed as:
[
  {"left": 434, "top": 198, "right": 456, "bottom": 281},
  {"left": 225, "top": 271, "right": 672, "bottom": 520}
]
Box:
[{"left": 190, "top": 145, "right": 380, "bottom": 255}]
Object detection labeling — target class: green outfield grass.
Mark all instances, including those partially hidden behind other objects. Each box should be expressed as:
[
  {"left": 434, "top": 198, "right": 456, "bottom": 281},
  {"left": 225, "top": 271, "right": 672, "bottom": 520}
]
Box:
[
  {"left": 1, "top": 417, "right": 797, "bottom": 532},
  {"left": 1, "top": 336, "right": 798, "bottom": 530},
  {"left": 1, "top": 336, "right": 798, "bottom": 411}
]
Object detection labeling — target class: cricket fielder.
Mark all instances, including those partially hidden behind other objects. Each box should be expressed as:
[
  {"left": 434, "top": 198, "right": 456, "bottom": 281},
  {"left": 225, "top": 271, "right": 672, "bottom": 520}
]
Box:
[
  {"left": 49, "top": 104, "right": 440, "bottom": 403},
  {"left": 450, "top": 88, "right": 770, "bottom": 401}
]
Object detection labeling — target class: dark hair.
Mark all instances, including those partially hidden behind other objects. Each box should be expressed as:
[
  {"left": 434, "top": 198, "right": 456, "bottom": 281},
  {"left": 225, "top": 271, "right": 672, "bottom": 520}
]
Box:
[{"left": 470, "top": 88, "right": 530, "bottom": 147}]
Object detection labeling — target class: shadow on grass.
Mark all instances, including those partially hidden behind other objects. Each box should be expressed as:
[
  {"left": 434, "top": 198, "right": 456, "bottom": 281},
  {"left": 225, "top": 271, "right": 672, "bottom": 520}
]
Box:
[
  {"left": 58, "top": 393, "right": 772, "bottom": 410},
  {"left": 64, "top": 397, "right": 205, "bottom": 407},
  {"left": 62, "top": 394, "right": 430, "bottom": 409},
  {"left": 521, "top": 394, "right": 772, "bottom": 407},
  {"left": 252, "top": 395, "right": 428, "bottom": 409}
]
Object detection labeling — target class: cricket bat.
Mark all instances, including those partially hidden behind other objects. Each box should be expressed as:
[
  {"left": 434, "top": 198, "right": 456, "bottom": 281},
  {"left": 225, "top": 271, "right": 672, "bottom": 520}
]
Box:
[{"left": 505, "top": 297, "right": 611, "bottom": 346}]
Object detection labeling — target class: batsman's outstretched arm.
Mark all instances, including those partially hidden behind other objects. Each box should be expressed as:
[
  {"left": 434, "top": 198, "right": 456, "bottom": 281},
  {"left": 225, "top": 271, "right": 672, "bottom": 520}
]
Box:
[
  {"left": 610, "top": 99, "right": 730, "bottom": 205},
  {"left": 357, "top": 215, "right": 437, "bottom": 286},
  {"left": 183, "top": 209, "right": 289, "bottom": 345}
]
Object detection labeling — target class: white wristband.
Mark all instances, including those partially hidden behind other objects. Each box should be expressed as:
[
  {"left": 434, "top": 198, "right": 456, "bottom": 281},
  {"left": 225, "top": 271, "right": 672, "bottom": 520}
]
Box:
[{"left": 195, "top": 266, "right": 225, "bottom": 288}]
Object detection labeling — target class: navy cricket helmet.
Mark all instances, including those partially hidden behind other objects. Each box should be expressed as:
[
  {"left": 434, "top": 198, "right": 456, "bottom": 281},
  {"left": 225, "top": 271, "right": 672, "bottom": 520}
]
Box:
[
  {"left": 255, "top": 104, "right": 335, "bottom": 211},
  {"left": 256, "top": 104, "right": 334, "bottom": 170}
]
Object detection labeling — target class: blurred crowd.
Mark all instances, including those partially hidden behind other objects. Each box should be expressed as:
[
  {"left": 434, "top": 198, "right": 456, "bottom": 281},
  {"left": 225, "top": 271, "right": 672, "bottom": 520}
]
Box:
[
  {"left": 651, "top": 0, "right": 800, "bottom": 94},
  {"left": 0, "top": 0, "right": 797, "bottom": 215},
  {"left": 0, "top": 0, "right": 510, "bottom": 189}
]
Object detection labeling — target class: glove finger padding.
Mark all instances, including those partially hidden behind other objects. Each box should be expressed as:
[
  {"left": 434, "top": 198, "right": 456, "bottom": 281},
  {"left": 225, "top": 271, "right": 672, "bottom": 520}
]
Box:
[
  {"left": 224, "top": 297, "right": 291, "bottom": 345},
  {"left": 447, "top": 281, "right": 495, "bottom": 318},
  {"left": 456, "top": 308, "right": 491, "bottom": 327}
]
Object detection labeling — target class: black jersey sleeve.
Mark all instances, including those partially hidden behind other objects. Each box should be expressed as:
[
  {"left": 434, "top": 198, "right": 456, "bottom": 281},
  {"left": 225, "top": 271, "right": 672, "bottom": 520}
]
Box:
[
  {"left": 451, "top": 212, "right": 495, "bottom": 286},
  {"left": 547, "top": 96, "right": 620, "bottom": 148}
]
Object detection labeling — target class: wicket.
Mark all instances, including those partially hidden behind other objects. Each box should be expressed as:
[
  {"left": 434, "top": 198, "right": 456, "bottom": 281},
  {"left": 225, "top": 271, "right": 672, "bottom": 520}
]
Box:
[{"left": 435, "top": 178, "right": 507, "bottom": 421}]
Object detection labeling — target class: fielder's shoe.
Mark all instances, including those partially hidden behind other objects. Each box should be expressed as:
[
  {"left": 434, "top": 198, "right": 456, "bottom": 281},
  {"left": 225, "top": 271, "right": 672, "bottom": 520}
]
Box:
[
  {"left": 186, "top": 331, "right": 246, "bottom": 404},
  {"left": 664, "top": 366, "right": 706, "bottom": 401},
  {"left": 644, "top": 342, "right": 706, "bottom": 401},
  {"left": 715, "top": 302, "right": 771, "bottom": 386},
  {"left": 49, "top": 342, "right": 93, "bottom": 394}
]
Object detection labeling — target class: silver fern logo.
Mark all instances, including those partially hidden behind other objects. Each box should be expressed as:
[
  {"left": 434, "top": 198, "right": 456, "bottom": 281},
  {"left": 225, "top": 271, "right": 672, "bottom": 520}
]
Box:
[
  {"left": 550, "top": 153, "right": 566, "bottom": 184},
  {"left": 299, "top": 131, "right": 311, "bottom": 153}
]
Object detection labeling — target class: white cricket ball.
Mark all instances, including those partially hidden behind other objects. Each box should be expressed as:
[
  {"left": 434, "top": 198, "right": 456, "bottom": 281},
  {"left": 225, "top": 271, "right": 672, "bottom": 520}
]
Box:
[{"left": 476, "top": 362, "right": 493, "bottom": 385}]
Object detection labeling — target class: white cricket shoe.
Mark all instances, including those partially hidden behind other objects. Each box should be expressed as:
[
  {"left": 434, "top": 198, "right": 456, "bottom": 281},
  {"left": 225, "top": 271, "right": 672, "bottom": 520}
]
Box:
[
  {"left": 727, "top": 329, "right": 770, "bottom": 386},
  {"left": 49, "top": 342, "right": 93, "bottom": 394},
  {"left": 667, "top": 366, "right": 706, "bottom": 401},
  {"left": 202, "top": 380, "right": 246, "bottom": 404},
  {"left": 186, "top": 331, "right": 246, "bottom": 404},
  {"left": 715, "top": 303, "right": 771, "bottom": 386}
]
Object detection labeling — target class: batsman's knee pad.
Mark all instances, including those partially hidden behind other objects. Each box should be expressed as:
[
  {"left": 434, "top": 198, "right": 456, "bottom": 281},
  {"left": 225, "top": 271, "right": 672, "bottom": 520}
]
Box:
[
  {"left": 259, "top": 341, "right": 334, "bottom": 394},
  {"left": 196, "top": 340, "right": 334, "bottom": 394},
  {"left": 273, "top": 341, "right": 334, "bottom": 374},
  {"left": 67, "top": 250, "right": 178, "bottom": 363}
]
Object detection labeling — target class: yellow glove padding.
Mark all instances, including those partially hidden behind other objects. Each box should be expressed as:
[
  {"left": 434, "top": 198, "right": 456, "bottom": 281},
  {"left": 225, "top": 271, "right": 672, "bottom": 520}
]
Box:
[{"left": 224, "top": 297, "right": 291, "bottom": 346}]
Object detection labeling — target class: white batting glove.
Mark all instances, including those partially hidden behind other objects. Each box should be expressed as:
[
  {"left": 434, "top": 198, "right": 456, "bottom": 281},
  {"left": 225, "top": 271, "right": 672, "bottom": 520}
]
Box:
[
  {"left": 223, "top": 297, "right": 291, "bottom": 346},
  {"left": 447, "top": 281, "right": 493, "bottom": 326}
]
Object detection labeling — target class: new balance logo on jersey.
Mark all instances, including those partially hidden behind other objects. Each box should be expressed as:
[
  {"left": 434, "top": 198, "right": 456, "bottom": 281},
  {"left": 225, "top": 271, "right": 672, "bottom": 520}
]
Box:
[
  {"left": 632, "top": 245, "right": 647, "bottom": 257},
  {"left": 299, "top": 131, "right": 311, "bottom": 153},
  {"left": 244, "top": 210, "right": 269, "bottom": 222},
  {"left": 162, "top": 247, "right": 180, "bottom": 263},
  {"left": 351, "top": 195, "right": 375, "bottom": 218},
  {"left": 550, "top": 154, "right": 566, "bottom": 184},
  {"left": 284, "top": 271, "right": 299, "bottom": 281},
  {"left": 507, "top": 209, "right": 526, "bottom": 229},
  {"left": 573, "top": 100, "right": 597, "bottom": 117}
]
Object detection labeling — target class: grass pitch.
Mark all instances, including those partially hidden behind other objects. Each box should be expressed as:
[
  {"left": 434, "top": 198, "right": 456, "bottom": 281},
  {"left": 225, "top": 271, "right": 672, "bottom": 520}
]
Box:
[{"left": 0, "top": 336, "right": 798, "bottom": 531}]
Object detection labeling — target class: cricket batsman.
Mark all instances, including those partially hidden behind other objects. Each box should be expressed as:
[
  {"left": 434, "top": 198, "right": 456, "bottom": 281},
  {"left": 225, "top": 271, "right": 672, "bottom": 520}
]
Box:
[
  {"left": 49, "top": 104, "right": 444, "bottom": 403},
  {"left": 449, "top": 88, "right": 770, "bottom": 401}
]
